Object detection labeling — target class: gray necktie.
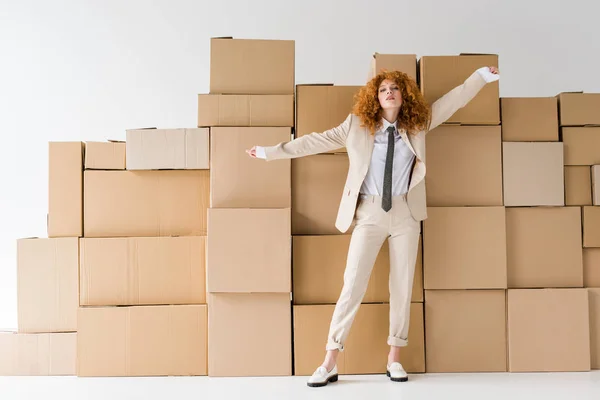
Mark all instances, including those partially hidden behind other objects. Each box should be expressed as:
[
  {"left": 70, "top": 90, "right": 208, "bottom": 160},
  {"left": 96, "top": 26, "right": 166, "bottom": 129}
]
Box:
[{"left": 382, "top": 125, "right": 395, "bottom": 212}]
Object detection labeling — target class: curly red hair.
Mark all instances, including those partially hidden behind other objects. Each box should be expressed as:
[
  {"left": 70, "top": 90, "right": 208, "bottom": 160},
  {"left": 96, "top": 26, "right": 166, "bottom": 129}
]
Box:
[{"left": 352, "top": 71, "right": 431, "bottom": 135}]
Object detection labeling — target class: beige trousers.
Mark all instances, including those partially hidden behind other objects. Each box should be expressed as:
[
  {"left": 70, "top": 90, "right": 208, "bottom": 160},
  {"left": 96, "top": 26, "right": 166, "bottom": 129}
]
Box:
[{"left": 326, "top": 194, "right": 421, "bottom": 351}]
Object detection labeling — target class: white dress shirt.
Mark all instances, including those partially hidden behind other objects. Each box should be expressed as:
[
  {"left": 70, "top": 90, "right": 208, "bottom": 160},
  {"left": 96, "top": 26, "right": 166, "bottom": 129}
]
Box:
[{"left": 360, "top": 119, "right": 415, "bottom": 196}]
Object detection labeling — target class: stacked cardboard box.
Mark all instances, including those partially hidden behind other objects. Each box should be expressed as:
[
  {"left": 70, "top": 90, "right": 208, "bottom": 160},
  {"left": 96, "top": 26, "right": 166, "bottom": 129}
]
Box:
[
  {"left": 420, "top": 54, "right": 509, "bottom": 373},
  {"left": 201, "top": 37, "right": 295, "bottom": 377},
  {"left": 77, "top": 129, "right": 210, "bottom": 377},
  {"left": 292, "top": 54, "right": 425, "bottom": 376}
]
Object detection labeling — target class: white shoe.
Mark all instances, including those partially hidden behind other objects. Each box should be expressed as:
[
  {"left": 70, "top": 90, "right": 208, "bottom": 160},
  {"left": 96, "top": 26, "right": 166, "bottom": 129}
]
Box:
[
  {"left": 386, "top": 362, "right": 408, "bottom": 382},
  {"left": 307, "top": 365, "right": 338, "bottom": 387}
]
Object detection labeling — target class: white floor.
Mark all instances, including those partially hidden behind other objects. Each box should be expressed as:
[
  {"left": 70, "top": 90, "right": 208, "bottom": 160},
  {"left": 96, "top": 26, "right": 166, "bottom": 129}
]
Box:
[{"left": 1, "top": 371, "right": 600, "bottom": 400}]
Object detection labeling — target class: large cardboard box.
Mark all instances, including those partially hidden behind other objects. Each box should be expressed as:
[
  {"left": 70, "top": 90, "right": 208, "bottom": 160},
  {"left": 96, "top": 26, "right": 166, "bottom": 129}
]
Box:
[
  {"left": 293, "top": 303, "right": 425, "bottom": 375},
  {"left": 0, "top": 332, "right": 76, "bottom": 376},
  {"left": 424, "top": 290, "right": 507, "bottom": 372},
  {"left": 126, "top": 128, "right": 209, "bottom": 170},
  {"left": 292, "top": 235, "right": 423, "bottom": 304},
  {"left": 207, "top": 209, "right": 291, "bottom": 293},
  {"left": 210, "top": 127, "right": 291, "bottom": 208},
  {"left": 583, "top": 206, "right": 600, "bottom": 248},
  {"left": 507, "top": 289, "right": 590, "bottom": 372},
  {"left": 84, "top": 170, "right": 209, "bottom": 237},
  {"left": 208, "top": 293, "right": 291, "bottom": 377},
  {"left": 506, "top": 208, "right": 583, "bottom": 288},
  {"left": 292, "top": 154, "right": 350, "bottom": 235},
  {"left": 584, "top": 249, "right": 600, "bottom": 287},
  {"left": 593, "top": 165, "right": 600, "bottom": 205},
  {"left": 562, "top": 127, "right": 600, "bottom": 166},
  {"left": 84, "top": 141, "right": 126, "bottom": 170},
  {"left": 197, "top": 94, "right": 293, "bottom": 127},
  {"left": 368, "top": 53, "right": 417, "bottom": 81},
  {"left": 500, "top": 97, "right": 559, "bottom": 141},
  {"left": 17, "top": 238, "right": 78, "bottom": 333},
  {"left": 48, "top": 142, "right": 83, "bottom": 237},
  {"left": 502, "top": 142, "right": 565, "bottom": 206},
  {"left": 425, "top": 126, "right": 503, "bottom": 206},
  {"left": 565, "top": 166, "right": 593, "bottom": 206},
  {"left": 295, "top": 85, "right": 361, "bottom": 150},
  {"left": 210, "top": 37, "right": 294, "bottom": 95},
  {"left": 558, "top": 93, "right": 600, "bottom": 126},
  {"left": 589, "top": 288, "right": 600, "bottom": 369},
  {"left": 420, "top": 55, "right": 500, "bottom": 125},
  {"left": 423, "top": 207, "right": 506, "bottom": 289},
  {"left": 80, "top": 237, "right": 206, "bottom": 306},
  {"left": 77, "top": 305, "right": 207, "bottom": 376}
]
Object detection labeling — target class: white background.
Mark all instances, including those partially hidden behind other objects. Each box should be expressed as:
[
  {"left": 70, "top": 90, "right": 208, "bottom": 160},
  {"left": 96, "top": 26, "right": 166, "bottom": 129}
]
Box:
[{"left": 1, "top": 0, "right": 599, "bottom": 329}]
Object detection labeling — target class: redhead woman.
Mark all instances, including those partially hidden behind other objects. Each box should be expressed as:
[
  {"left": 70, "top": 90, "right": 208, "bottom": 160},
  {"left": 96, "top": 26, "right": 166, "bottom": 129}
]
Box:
[{"left": 247, "top": 66, "right": 499, "bottom": 387}]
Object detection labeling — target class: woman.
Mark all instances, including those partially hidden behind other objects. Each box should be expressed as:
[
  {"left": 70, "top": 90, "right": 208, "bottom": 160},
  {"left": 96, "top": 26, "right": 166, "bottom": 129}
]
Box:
[{"left": 247, "top": 65, "right": 500, "bottom": 387}]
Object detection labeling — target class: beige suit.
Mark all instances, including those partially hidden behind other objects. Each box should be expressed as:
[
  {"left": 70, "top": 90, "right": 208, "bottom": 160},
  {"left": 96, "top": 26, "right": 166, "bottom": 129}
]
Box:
[{"left": 263, "top": 70, "right": 490, "bottom": 351}]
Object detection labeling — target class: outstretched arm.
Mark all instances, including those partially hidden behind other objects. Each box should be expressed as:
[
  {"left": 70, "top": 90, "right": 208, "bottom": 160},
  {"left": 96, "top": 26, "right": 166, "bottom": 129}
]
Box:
[
  {"left": 427, "top": 66, "right": 499, "bottom": 132},
  {"left": 247, "top": 113, "right": 353, "bottom": 161}
]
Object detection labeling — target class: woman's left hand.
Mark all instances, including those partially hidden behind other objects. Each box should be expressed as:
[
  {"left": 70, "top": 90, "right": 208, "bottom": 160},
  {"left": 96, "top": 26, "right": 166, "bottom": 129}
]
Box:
[{"left": 488, "top": 66, "right": 499, "bottom": 74}]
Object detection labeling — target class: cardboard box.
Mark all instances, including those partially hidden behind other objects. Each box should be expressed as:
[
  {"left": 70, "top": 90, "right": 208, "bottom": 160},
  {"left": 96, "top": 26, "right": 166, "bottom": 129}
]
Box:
[
  {"left": 210, "top": 127, "right": 291, "bottom": 208},
  {"left": 80, "top": 237, "right": 206, "bottom": 306},
  {"left": 584, "top": 249, "right": 600, "bottom": 287},
  {"left": 593, "top": 165, "right": 600, "bottom": 205},
  {"left": 0, "top": 332, "right": 76, "bottom": 376},
  {"left": 500, "top": 97, "right": 559, "bottom": 141},
  {"left": 368, "top": 53, "right": 417, "bottom": 81},
  {"left": 207, "top": 209, "right": 291, "bottom": 293},
  {"left": 210, "top": 37, "right": 294, "bottom": 95},
  {"left": 565, "top": 166, "right": 593, "bottom": 206},
  {"left": 583, "top": 206, "right": 600, "bottom": 248},
  {"left": 84, "top": 141, "right": 126, "bottom": 170},
  {"left": 506, "top": 208, "right": 583, "bottom": 288},
  {"left": 423, "top": 207, "right": 507, "bottom": 289},
  {"left": 292, "top": 235, "right": 423, "bottom": 304},
  {"left": 197, "top": 94, "right": 294, "bottom": 127},
  {"left": 425, "top": 125, "right": 503, "bottom": 206},
  {"left": 84, "top": 170, "right": 209, "bottom": 237},
  {"left": 502, "top": 142, "right": 565, "bottom": 207},
  {"left": 48, "top": 142, "right": 83, "bottom": 237},
  {"left": 293, "top": 303, "right": 425, "bottom": 375},
  {"left": 17, "top": 238, "right": 78, "bottom": 333},
  {"left": 424, "top": 290, "right": 507, "bottom": 372},
  {"left": 208, "top": 293, "right": 291, "bottom": 376},
  {"left": 295, "top": 85, "right": 361, "bottom": 150},
  {"left": 562, "top": 127, "right": 600, "bottom": 166},
  {"left": 292, "top": 154, "right": 350, "bottom": 235},
  {"left": 558, "top": 93, "right": 600, "bottom": 126},
  {"left": 126, "top": 128, "right": 209, "bottom": 170},
  {"left": 77, "top": 305, "right": 207, "bottom": 376},
  {"left": 420, "top": 54, "right": 500, "bottom": 125},
  {"left": 507, "top": 289, "right": 590, "bottom": 372},
  {"left": 589, "top": 288, "right": 600, "bottom": 369}
]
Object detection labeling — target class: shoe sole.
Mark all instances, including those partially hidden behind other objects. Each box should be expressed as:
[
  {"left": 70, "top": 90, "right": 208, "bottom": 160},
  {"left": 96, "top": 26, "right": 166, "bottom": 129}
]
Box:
[
  {"left": 307, "top": 374, "right": 338, "bottom": 387},
  {"left": 386, "top": 370, "right": 408, "bottom": 382}
]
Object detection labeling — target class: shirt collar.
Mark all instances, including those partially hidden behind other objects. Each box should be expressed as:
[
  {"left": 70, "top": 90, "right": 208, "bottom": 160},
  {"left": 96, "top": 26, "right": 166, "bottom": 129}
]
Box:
[{"left": 381, "top": 119, "right": 398, "bottom": 133}]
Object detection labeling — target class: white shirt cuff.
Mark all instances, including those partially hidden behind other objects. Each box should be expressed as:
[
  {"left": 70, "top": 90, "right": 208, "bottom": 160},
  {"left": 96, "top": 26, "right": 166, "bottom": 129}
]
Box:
[
  {"left": 255, "top": 146, "right": 267, "bottom": 159},
  {"left": 476, "top": 66, "right": 500, "bottom": 83}
]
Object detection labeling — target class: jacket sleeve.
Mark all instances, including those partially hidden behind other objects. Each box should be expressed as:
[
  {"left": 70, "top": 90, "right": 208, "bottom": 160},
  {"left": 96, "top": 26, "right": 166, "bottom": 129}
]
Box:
[
  {"left": 427, "top": 69, "right": 490, "bottom": 132},
  {"left": 263, "top": 114, "right": 352, "bottom": 161}
]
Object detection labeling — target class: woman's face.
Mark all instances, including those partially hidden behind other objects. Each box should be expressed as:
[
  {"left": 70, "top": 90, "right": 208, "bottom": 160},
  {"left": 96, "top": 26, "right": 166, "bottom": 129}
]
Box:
[{"left": 378, "top": 79, "right": 403, "bottom": 109}]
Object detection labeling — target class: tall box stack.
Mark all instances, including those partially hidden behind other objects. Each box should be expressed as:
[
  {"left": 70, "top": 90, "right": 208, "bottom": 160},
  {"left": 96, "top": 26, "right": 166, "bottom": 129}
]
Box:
[
  {"left": 420, "top": 54, "right": 508, "bottom": 373},
  {"left": 202, "top": 37, "right": 295, "bottom": 377},
  {"left": 293, "top": 54, "right": 425, "bottom": 377},
  {"left": 558, "top": 92, "right": 600, "bottom": 370},
  {"left": 500, "top": 93, "right": 590, "bottom": 372},
  {"left": 77, "top": 130, "right": 210, "bottom": 377}
]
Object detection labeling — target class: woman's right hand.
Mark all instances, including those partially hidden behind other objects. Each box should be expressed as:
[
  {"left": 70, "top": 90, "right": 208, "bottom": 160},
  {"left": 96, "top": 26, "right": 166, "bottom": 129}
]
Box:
[{"left": 245, "top": 146, "right": 257, "bottom": 158}]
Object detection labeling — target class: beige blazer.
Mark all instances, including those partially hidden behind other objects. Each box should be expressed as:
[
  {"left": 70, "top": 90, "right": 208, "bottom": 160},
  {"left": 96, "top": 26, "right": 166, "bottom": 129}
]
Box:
[{"left": 263, "top": 70, "right": 490, "bottom": 233}]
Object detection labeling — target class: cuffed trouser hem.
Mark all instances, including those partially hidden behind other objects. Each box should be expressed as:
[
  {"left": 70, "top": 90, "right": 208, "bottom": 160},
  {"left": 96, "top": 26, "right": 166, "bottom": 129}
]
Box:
[
  {"left": 387, "top": 336, "right": 408, "bottom": 347},
  {"left": 326, "top": 342, "right": 344, "bottom": 352}
]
